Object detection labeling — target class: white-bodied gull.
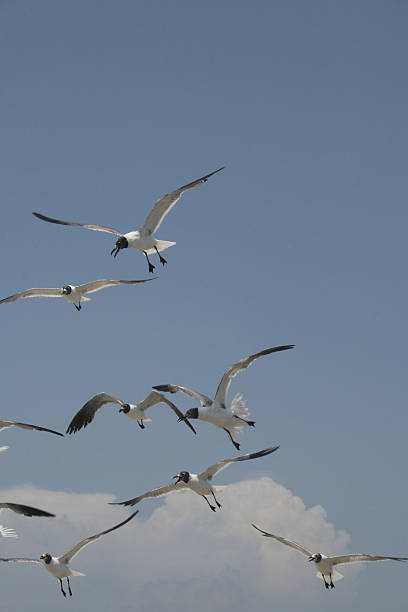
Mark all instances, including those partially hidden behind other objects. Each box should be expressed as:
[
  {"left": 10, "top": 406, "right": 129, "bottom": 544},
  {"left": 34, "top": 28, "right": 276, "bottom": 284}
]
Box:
[
  {"left": 66, "top": 390, "right": 196, "bottom": 435},
  {"left": 251, "top": 524, "right": 408, "bottom": 590},
  {"left": 112, "top": 446, "right": 279, "bottom": 512},
  {"left": 33, "top": 167, "right": 224, "bottom": 273},
  {"left": 0, "top": 278, "right": 155, "bottom": 311},
  {"left": 0, "top": 511, "right": 138, "bottom": 597},
  {"left": 154, "top": 345, "right": 294, "bottom": 450}
]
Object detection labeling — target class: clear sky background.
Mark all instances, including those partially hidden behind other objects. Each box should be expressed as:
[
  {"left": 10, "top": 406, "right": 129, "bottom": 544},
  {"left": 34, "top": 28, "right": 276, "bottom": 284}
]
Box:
[{"left": 0, "top": 1, "right": 407, "bottom": 610}]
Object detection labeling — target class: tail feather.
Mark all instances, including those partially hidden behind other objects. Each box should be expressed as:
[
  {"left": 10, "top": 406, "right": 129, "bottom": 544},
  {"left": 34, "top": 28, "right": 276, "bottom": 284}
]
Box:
[{"left": 146, "top": 240, "right": 176, "bottom": 254}]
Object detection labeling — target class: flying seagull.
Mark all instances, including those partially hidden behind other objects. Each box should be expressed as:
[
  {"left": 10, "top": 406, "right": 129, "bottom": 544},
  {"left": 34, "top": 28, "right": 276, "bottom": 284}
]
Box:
[
  {"left": 66, "top": 390, "right": 197, "bottom": 435},
  {"left": 0, "top": 420, "right": 63, "bottom": 450},
  {"left": 154, "top": 345, "right": 294, "bottom": 450},
  {"left": 0, "top": 278, "right": 155, "bottom": 311},
  {"left": 0, "top": 503, "right": 55, "bottom": 518},
  {"left": 33, "top": 167, "right": 224, "bottom": 273},
  {"left": 112, "top": 446, "right": 279, "bottom": 513},
  {"left": 251, "top": 524, "right": 408, "bottom": 590},
  {"left": 0, "top": 511, "right": 138, "bottom": 597}
]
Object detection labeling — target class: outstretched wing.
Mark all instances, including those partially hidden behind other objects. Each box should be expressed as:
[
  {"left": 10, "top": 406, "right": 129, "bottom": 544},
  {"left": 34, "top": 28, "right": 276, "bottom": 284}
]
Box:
[
  {"left": 0, "top": 420, "right": 63, "bottom": 437},
  {"left": 0, "top": 287, "right": 62, "bottom": 304},
  {"left": 59, "top": 511, "right": 138, "bottom": 564},
  {"left": 0, "top": 557, "right": 41, "bottom": 563},
  {"left": 331, "top": 554, "right": 408, "bottom": 566},
  {"left": 111, "top": 482, "right": 188, "bottom": 507},
  {"left": 32, "top": 212, "right": 124, "bottom": 236},
  {"left": 138, "top": 391, "right": 197, "bottom": 434},
  {"left": 140, "top": 167, "right": 224, "bottom": 235},
  {"left": 66, "top": 393, "right": 125, "bottom": 434},
  {"left": 78, "top": 278, "right": 155, "bottom": 296},
  {"left": 0, "top": 503, "right": 55, "bottom": 518},
  {"left": 153, "top": 384, "right": 212, "bottom": 407},
  {"left": 0, "top": 524, "right": 18, "bottom": 538},
  {"left": 251, "top": 524, "right": 312, "bottom": 557},
  {"left": 199, "top": 446, "right": 279, "bottom": 481},
  {"left": 214, "top": 345, "right": 295, "bottom": 405}
]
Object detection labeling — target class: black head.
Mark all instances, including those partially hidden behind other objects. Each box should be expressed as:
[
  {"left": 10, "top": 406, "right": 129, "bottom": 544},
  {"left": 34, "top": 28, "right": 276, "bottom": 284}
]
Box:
[
  {"left": 309, "top": 553, "right": 322, "bottom": 563},
  {"left": 119, "top": 403, "right": 131, "bottom": 414},
  {"left": 40, "top": 553, "right": 52, "bottom": 564},
  {"left": 177, "top": 407, "right": 199, "bottom": 423},
  {"left": 110, "top": 236, "right": 128, "bottom": 258},
  {"left": 62, "top": 285, "right": 72, "bottom": 295},
  {"left": 173, "top": 471, "right": 190, "bottom": 484}
]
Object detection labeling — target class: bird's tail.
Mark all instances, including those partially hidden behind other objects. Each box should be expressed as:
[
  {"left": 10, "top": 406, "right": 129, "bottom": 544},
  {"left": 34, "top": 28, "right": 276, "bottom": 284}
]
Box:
[
  {"left": 149, "top": 240, "right": 176, "bottom": 254},
  {"left": 316, "top": 570, "right": 343, "bottom": 581},
  {"left": 70, "top": 570, "right": 86, "bottom": 577},
  {"left": 81, "top": 297, "right": 91, "bottom": 302}
]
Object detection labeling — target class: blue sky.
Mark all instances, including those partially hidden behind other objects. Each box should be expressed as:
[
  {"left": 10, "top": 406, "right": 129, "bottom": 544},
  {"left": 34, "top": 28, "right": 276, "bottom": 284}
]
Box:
[{"left": 1, "top": 1, "right": 407, "bottom": 610}]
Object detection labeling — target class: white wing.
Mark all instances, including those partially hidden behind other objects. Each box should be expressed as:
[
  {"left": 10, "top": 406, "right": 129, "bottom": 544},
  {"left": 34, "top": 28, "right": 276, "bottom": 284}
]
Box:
[
  {"left": 251, "top": 524, "right": 312, "bottom": 557},
  {"left": 0, "top": 420, "right": 63, "bottom": 437},
  {"left": 140, "top": 167, "right": 224, "bottom": 235},
  {"left": 0, "top": 503, "right": 55, "bottom": 517},
  {"left": 59, "top": 511, "right": 138, "bottom": 564},
  {"left": 153, "top": 384, "right": 212, "bottom": 407},
  {"left": 214, "top": 345, "right": 295, "bottom": 405},
  {"left": 32, "top": 212, "right": 124, "bottom": 236},
  {"left": 137, "top": 391, "right": 197, "bottom": 434},
  {"left": 78, "top": 278, "right": 155, "bottom": 296},
  {"left": 0, "top": 525, "right": 18, "bottom": 538},
  {"left": 112, "top": 482, "right": 189, "bottom": 507},
  {"left": 331, "top": 554, "right": 408, "bottom": 566},
  {"left": 199, "top": 446, "right": 279, "bottom": 481},
  {"left": 0, "top": 287, "right": 62, "bottom": 304},
  {"left": 66, "top": 392, "right": 125, "bottom": 434}
]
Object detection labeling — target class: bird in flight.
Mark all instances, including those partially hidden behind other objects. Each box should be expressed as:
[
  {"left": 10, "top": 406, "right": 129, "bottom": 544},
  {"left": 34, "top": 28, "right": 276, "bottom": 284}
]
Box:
[
  {"left": 251, "top": 524, "right": 408, "bottom": 590},
  {"left": 66, "top": 390, "right": 196, "bottom": 435},
  {"left": 0, "top": 420, "right": 63, "bottom": 450},
  {"left": 0, "top": 511, "right": 138, "bottom": 597},
  {"left": 0, "top": 503, "right": 55, "bottom": 518},
  {"left": 0, "top": 278, "right": 154, "bottom": 311},
  {"left": 112, "top": 446, "right": 279, "bottom": 513},
  {"left": 33, "top": 167, "right": 224, "bottom": 273},
  {"left": 154, "top": 345, "right": 294, "bottom": 450}
]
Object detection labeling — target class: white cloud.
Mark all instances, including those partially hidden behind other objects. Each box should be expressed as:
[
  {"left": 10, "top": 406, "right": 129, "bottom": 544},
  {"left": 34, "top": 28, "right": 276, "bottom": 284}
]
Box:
[{"left": 0, "top": 478, "right": 353, "bottom": 612}]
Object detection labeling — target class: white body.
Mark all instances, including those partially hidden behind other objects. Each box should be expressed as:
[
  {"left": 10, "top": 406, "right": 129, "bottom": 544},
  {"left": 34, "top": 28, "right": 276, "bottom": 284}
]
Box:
[
  {"left": 199, "top": 394, "right": 249, "bottom": 432},
  {"left": 125, "top": 230, "right": 175, "bottom": 254},
  {"left": 313, "top": 555, "right": 343, "bottom": 581},
  {"left": 43, "top": 557, "right": 85, "bottom": 580},
  {"left": 125, "top": 405, "right": 152, "bottom": 423}
]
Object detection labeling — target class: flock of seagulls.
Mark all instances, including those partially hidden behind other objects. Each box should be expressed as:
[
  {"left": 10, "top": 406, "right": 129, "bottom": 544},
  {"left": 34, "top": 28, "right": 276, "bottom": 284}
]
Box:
[{"left": 1, "top": 167, "right": 406, "bottom": 599}]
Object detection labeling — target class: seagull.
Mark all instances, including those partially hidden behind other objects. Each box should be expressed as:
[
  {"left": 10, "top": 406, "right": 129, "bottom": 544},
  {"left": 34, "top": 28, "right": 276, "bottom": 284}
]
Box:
[
  {"left": 33, "top": 167, "right": 224, "bottom": 273},
  {"left": 154, "top": 345, "right": 294, "bottom": 450},
  {"left": 0, "top": 420, "right": 63, "bottom": 450},
  {"left": 0, "top": 503, "right": 55, "bottom": 518},
  {"left": 0, "top": 278, "right": 155, "bottom": 311},
  {"left": 251, "top": 524, "right": 408, "bottom": 590},
  {"left": 66, "top": 390, "right": 197, "bottom": 435},
  {"left": 0, "top": 511, "right": 138, "bottom": 597},
  {"left": 112, "top": 446, "right": 279, "bottom": 513}
]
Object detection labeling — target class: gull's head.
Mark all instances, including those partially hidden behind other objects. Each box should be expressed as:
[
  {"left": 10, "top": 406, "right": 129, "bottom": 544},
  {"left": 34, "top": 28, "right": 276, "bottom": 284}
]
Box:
[
  {"left": 110, "top": 236, "right": 128, "bottom": 258},
  {"left": 173, "top": 471, "right": 190, "bottom": 484},
  {"left": 62, "top": 285, "right": 72, "bottom": 295},
  {"left": 309, "top": 553, "right": 322, "bottom": 563},
  {"left": 40, "top": 553, "right": 52, "bottom": 564},
  {"left": 178, "top": 407, "right": 198, "bottom": 423},
  {"left": 119, "top": 404, "right": 131, "bottom": 414}
]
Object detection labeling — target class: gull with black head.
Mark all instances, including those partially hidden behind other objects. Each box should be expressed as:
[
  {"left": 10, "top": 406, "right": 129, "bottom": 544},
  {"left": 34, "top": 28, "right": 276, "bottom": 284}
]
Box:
[
  {"left": 33, "top": 167, "right": 224, "bottom": 273},
  {"left": 112, "top": 446, "right": 279, "bottom": 513},
  {"left": 154, "top": 345, "right": 294, "bottom": 450},
  {"left": 0, "top": 512, "right": 138, "bottom": 597},
  {"left": 66, "top": 390, "right": 196, "bottom": 435},
  {"left": 252, "top": 524, "right": 408, "bottom": 590}
]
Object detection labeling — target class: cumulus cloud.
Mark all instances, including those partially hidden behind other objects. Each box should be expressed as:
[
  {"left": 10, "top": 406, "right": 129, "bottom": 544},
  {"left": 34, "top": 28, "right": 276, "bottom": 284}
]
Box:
[{"left": 0, "top": 478, "right": 353, "bottom": 612}]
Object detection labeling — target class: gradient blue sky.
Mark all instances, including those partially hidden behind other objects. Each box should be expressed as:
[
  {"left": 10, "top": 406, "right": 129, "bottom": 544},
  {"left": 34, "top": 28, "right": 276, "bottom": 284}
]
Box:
[{"left": 1, "top": 1, "right": 407, "bottom": 610}]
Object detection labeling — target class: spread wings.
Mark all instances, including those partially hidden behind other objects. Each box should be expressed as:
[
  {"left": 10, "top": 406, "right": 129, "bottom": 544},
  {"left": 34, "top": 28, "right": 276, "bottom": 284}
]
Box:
[
  {"left": 0, "top": 557, "right": 41, "bottom": 563},
  {"left": 153, "top": 384, "right": 212, "bottom": 407},
  {"left": 78, "top": 278, "right": 154, "bottom": 295},
  {"left": 0, "top": 525, "right": 18, "bottom": 538},
  {"left": 32, "top": 212, "right": 124, "bottom": 237},
  {"left": 0, "top": 288, "right": 63, "bottom": 304},
  {"left": 66, "top": 393, "right": 125, "bottom": 434},
  {"left": 331, "top": 554, "right": 408, "bottom": 566},
  {"left": 0, "top": 420, "right": 63, "bottom": 437},
  {"left": 251, "top": 524, "right": 313, "bottom": 557},
  {"left": 137, "top": 391, "right": 197, "bottom": 434},
  {"left": 140, "top": 167, "right": 224, "bottom": 235},
  {"left": 59, "top": 512, "right": 138, "bottom": 564},
  {"left": 199, "top": 446, "right": 279, "bottom": 481},
  {"left": 214, "top": 345, "right": 295, "bottom": 405}
]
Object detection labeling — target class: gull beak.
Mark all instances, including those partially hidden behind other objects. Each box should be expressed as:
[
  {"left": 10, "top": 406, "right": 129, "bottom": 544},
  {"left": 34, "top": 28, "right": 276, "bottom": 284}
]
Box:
[
  {"left": 172, "top": 474, "right": 182, "bottom": 484},
  {"left": 308, "top": 556, "right": 315, "bottom": 562},
  {"left": 110, "top": 246, "right": 120, "bottom": 257},
  {"left": 177, "top": 416, "right": 185, "bottom": 423}
]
